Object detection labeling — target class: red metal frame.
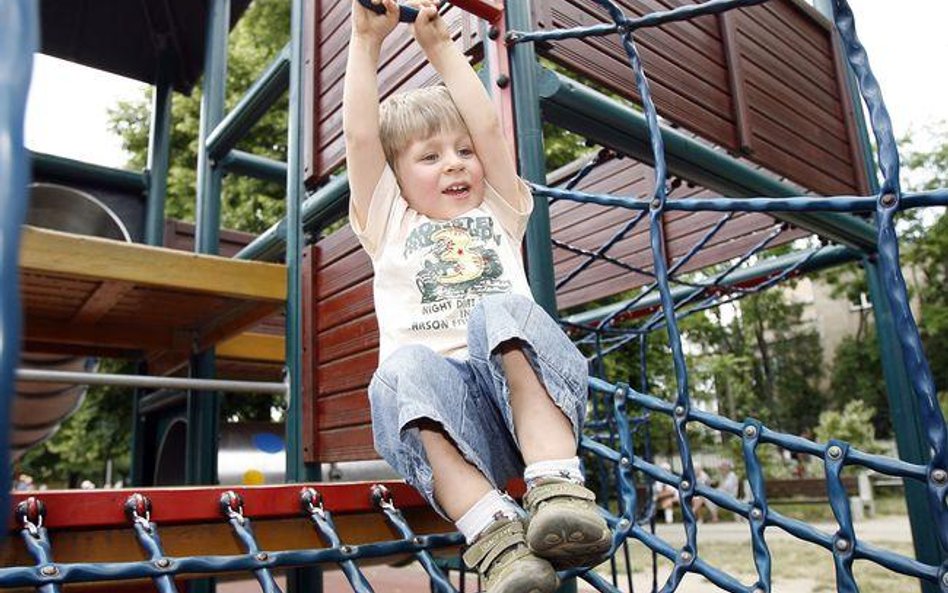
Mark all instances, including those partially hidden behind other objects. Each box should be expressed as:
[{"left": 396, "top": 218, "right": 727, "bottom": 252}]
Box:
[
  {"left": 9, "top": 480, "right": 527, "bottom": 532},
  {"left": 451, "top": 0, "right": 503, "bottom": 24}
]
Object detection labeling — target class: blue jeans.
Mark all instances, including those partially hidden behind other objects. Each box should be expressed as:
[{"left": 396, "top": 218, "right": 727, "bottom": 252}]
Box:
[{"left": 369, "top": 293, "right": 589, "bottom": 518}]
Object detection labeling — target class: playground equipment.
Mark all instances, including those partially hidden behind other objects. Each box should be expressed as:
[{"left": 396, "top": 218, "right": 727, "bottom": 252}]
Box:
[{"left": 1, "top": 0, "right": 946, "bottom": 592}]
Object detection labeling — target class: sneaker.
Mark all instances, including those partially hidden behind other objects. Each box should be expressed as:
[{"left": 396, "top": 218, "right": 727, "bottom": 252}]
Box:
[
  {"left": 462, "top": 518, "right": 558, "bottom": 593},
  {"left": 523, "top": 480, "right": 612, "bottom": 570}
]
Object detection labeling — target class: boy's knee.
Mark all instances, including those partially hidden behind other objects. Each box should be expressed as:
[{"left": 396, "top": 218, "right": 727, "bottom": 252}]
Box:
[{"left": 376, "top": 344, "right": 441, "bottom": 381}]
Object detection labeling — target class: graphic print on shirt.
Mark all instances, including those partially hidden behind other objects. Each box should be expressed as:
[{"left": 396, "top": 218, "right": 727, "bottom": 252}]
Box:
[{"left": 403, "top": 216, "right": 511, "bottom": 331}]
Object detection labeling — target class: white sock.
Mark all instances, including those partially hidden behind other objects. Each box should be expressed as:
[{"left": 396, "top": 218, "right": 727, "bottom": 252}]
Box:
[
  {"left": 524, "top": 456, "right": 584, "bottom": 489},
  {"left": 455, "top": 490, "right": 522, "bottom": 543}
]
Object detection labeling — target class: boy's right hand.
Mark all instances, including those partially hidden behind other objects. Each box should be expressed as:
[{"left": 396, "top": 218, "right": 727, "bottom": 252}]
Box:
[{"left": 351, "top": 0, "right": 399, "bottom": 44}]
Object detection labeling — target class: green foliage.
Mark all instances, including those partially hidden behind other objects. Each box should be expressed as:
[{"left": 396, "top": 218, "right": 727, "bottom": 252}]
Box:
[
  {"left": 18, "top": 360, "right": 134, "bottom": 488},
  {"left": 108, "top": 0, "right": 290, "bottom": 234},
  {"left": 814, "top": 399, "right": 885, "bottom": 454},
  {"left": 827, "top": 327, "right": 891, "bottom": 438}
]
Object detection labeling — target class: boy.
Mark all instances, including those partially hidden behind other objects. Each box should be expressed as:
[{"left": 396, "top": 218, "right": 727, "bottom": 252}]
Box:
[{"left": 343, "top": 1, "right": 611, "bottom": 590}]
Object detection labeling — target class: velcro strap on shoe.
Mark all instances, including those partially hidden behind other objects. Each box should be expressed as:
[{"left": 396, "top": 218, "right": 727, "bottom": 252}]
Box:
[
  {"left": 462, "top": 520, "right": 525, "bottom": 570},
  {"left": 524, "top": 481, "right": 596, "bottom": 511}
]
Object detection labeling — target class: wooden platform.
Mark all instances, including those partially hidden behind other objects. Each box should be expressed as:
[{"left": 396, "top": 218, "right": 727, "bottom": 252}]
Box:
[{"left": 20, "top": 226, "right": 286, "bottom": 374}]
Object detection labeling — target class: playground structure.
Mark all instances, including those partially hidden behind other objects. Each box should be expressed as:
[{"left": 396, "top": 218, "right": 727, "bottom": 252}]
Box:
[{"left": 0, "top": 0, "right": 946, "bottom": 593}]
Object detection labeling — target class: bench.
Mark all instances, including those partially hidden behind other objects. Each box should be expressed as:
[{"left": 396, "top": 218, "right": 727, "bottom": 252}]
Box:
[{"left": 742, "top": 474, "right": 876, "bottom": 519}]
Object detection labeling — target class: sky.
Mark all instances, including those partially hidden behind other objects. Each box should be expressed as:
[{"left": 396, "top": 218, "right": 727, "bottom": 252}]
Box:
[{"left": 24, "top": 0, "right": 948, "bottom": 171}]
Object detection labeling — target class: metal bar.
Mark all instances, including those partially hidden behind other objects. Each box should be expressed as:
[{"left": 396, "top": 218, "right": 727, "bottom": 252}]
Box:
[
  {"left": 219, "top": 150, "right": 287, "bottom": 184},
  {"left": 206, "top": 45, "right": 290, "bottom": 160},
  {"left": 15, "top": 369, "right": 287, "bottom": 395},
  {"left": 1, "top": 0, "right": 38, "bottom": 525},
  {"left": 451, "top": 0, "right": 504, "bottom": 23},
  {"left": 566, "top": 245, "right": 860, "bottom": 325},
  {"left": 189, "top": 0, "right": 230, "bottom": 504},
  {"left": 30, "top": 151, "right": 146, "bottom": 195},
  {"left": 535, "top": 66, "right": 878, "bottom": 251},
  {"left": 285, "top": 0, "right": 321, "bottom": 590},
  {"left": 508, "top": 0, "right": 557, "bottom": 316},
  {"left": 865, "top": 259, "right": 945, "bottom": 591},
  {"left": 235, "top": 174, "right": 349, "bottom": 262},
  {"left": 144, "top": 51, "right": 174, "bottom": 247}
]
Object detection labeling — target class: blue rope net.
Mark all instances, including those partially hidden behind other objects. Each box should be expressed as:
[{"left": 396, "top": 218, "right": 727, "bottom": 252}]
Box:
[{"left": 3, "top": 0, "right": 947, "bottom": 592}]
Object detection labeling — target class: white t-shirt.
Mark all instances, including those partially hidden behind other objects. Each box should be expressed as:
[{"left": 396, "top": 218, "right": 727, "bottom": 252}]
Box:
[{"left": 350, "top": 165, "right": 535, "bottom": 362}]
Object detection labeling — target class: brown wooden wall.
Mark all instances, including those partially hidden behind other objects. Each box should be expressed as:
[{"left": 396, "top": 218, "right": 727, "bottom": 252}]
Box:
[
  {"left": 304, "top": 0, "right": 482, "bottom": 186},
  {"left": 534, "top": 0, "right": 868, "bottom": 196},
  {"left": 550, "top": 156, "right": 807, "bottom": 310},
  {"left": 302, "top": 227, "right": 379, "bottom": 462}
]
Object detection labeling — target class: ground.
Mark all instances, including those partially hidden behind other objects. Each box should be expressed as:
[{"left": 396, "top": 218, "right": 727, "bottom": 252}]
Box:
[{"left": 218, "top": 514, "right": 921, "bottom": 593}]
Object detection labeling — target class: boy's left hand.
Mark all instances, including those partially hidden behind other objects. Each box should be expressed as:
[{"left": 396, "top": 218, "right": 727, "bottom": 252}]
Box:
[{"left": 408, "top": 0, "right": 451, "bottom": 52}]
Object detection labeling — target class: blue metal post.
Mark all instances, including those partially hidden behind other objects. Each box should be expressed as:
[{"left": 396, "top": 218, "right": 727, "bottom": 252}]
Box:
[{"left": 0, "top": 0, "right": 38, "bottom": 517}]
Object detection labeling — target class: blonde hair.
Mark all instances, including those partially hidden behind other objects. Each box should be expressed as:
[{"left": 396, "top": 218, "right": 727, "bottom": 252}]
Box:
[{"left": 379, "top": 86, "right": 469, "bottom": 167}]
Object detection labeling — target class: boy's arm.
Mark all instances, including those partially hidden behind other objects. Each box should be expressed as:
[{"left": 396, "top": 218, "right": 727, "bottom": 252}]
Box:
[
  {"left": 411, "top": 3, "right": 525, "bottom": 206},
  {"left": 344, "top": 0, "right": 399, "bottom": 230}
]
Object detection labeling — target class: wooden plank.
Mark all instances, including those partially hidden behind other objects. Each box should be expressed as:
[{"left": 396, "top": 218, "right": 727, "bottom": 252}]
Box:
[
  {"left": 317, "top": 314, "right": 379, "bottom": 365},
  {"left": 69, "top": 280, "right": 136, "bottom": 325},
  {"left": 20, "top": 226, "right": 286, "bottom": 302},
  {"left": 718, "top": 11, "right": 752, "bottom": 154},
  {"left": 217, "top": 332, "right": 286, "bottom": 363},
  {"left": 316, "top": 389, "right": 372, "bottom": 430},
  {"left": 317, "top": 349, "right": 378, "bottom": 397},
  {"left": 317, "top": 425, "right": 377, "bottom": 462},
  {"left": 24, "top": 318, "right": 188, "bottom": 352}
]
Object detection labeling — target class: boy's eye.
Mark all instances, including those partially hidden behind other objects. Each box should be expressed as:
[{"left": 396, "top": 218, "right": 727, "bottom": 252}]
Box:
[
  {"left": 422, "top": 153, "right": 438, "bottom": 162},
  {"left": 458, "top": 147, "right": 474, "bottom": 157}
]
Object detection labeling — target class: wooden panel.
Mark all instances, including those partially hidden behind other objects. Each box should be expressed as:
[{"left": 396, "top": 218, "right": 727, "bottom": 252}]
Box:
[
  {"left": 536, "top": 0, "right": 862, "bottom": 195},
  {"left": 19, "top": 226, "right": 286, "bottom": 374}
]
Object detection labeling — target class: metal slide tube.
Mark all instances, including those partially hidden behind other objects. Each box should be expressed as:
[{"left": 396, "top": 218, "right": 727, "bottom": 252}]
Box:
[{"left": 15, "top": 369, "right": 287, "bottom": 395}]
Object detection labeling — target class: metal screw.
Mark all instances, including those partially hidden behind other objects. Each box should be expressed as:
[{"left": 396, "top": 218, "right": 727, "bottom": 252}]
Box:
[
  {"left": 743, "top": 425, "right": 757, "bottom": 438},
  {"left": 412, "top": 536, "right": 423, "bottom": 546},
  {"left": 680, "top": 480, "right": 691, "bottom": 490},
  {"left": 340, "top": 545, "right": 353, "bottom": 555},
  {"left": 617, "top": 518, "right": 630, "bottom": 529},
  {"left": 679, "top": 550, "right": 693, "bottom": 563},
  {"left": 256, "top": 552, "right": 269, "bottom": 562},
  {"left": 750, "top": 508, "right": 763, "bottom": 521},
  {"left": 931, "top": 469, "right": 948, "bottom": 484},
  {"left": 488, "top": 25, "right": 500, "bottom": 40},
  {"left": 40, "top": 565, "right": 58, "bottom": 577},
  {"left": 827, "top": 446, "right": 843, "bottom": 460},
  {"left": 834, "top": 538, "right": 850, "bottom": 552},
  {"left": 650, "top": 198, "right": 662, "bottom": 210},
  {"left": 155, "top": 558, "right": 171, "bottom": 569},
  {"left": 495, "top": 74, "right": 510, "bottom": 88},
  {"left": 941, "top": 572, "right": 948, "bottom": 587},
  {"left": 880, "top": 193, "right": 897, "bottom": 207},
  {"left": 674, "top": 405, "right": 685, "bottom": 417},
  {"left": 620, "top": 457, "right": 630, "bottom": 467}
]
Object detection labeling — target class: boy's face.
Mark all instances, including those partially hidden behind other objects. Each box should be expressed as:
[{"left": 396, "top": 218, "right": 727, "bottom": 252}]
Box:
[{"left": 394, "top": 128, "right": 485, "bottom": 220}]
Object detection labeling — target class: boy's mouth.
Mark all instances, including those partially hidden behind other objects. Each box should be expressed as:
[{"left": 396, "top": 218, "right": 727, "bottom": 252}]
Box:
[{"left": 442, "top": 183, "right": 471, "bottom": 199}]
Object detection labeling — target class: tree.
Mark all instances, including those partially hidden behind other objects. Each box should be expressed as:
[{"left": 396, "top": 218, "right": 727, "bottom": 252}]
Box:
[{"left": 109, "top": 0, "right": 290, "bottom": 234}]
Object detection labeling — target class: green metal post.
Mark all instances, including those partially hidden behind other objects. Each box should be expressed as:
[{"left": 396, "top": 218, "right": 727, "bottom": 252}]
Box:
[
  {"left": 507, "top": 7, "right": 576, "bottom": 593},
  {"left": 865, "top": 259, "right": 944, "bottom": 592},
  {"left": 132, "top": 50, "right": 175, "bottom": 487},
  {"left": 507, "top": 0, "right": 557, "bottom": 317},
  {"left": 144, "top": 50, "right": 174, "bottom": 247},
  {"left": 285, "top": 0, "right": 321, "bottom": 591}
]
